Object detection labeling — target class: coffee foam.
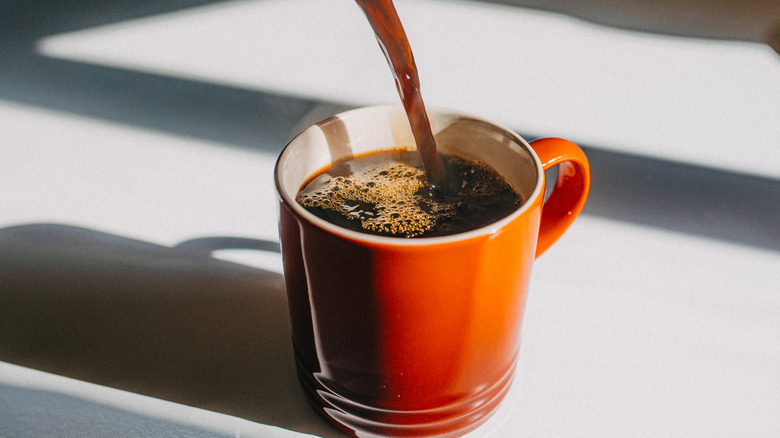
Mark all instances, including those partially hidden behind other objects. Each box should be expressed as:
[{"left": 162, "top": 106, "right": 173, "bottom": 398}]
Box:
[{"left": 297, "top": 161, "right": 454, "bottom": 237}]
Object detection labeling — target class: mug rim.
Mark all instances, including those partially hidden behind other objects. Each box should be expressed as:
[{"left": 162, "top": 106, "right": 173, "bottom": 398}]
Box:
[{"left": 275, "top": 105, "right": 545, "bottom": 246}]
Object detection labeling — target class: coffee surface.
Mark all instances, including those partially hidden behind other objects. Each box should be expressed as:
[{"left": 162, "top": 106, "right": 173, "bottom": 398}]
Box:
[{"left": 297, "top": 149, "right": 523, "bottom": 238}]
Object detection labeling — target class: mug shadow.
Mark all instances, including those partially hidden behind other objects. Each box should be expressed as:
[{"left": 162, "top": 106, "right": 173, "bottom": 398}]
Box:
[{"left": 0, "top": 223, "right": 339, "bottom": 437}]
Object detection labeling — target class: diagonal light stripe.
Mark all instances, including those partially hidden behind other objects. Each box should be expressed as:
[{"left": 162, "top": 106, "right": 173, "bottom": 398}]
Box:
[{"left": 36, "top": 0, "right": 780, "bottom": 179}]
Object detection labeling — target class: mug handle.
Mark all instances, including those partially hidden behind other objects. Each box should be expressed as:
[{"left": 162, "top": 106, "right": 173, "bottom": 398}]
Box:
[{"left": 529, "top": 137, "right": 591, "bottom": 258}]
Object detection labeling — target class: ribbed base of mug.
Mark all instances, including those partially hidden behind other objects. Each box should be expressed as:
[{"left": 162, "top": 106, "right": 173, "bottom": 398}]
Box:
[{"left": 296, "top": 358, "right": 516, "bottom": 438}]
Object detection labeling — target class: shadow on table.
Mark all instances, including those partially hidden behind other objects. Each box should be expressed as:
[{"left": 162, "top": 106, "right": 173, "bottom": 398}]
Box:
[
  {"left": 0, "top": 383, "right": 234, "bottom": 438},
  {"left": 0, "top": 223, "right": 340, "bottom": 437},
  {"left": 581, "top": 147, "right": 780, "bottom": 252}
]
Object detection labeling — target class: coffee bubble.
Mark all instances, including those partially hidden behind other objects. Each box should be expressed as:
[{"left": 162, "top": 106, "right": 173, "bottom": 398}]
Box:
[{"left": 298, "top": 160, "right": 453, "bottom": 237}]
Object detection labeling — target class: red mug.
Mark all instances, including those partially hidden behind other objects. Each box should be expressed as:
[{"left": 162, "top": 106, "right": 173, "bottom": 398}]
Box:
[{"left": 275, "top": 106, "right": 590, "bottom": 437}]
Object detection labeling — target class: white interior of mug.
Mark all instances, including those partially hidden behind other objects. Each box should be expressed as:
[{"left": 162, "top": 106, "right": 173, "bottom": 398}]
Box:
[{"left": 275, "top": 105, "right": 543, "bottom": 244}]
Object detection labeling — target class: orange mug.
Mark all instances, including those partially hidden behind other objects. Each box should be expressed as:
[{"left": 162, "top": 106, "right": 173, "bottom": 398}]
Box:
[{"left": 275, "top": 106, "right": 590, "bottom": 437}]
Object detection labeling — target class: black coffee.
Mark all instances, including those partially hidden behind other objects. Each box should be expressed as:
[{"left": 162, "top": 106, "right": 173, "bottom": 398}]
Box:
[{"left": 297, "top": 148, "right": 523, "bottom": 238}]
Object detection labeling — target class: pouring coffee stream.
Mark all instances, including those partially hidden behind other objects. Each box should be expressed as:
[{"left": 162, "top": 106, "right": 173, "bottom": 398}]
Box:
[{"left": 355, "top": 0, "right": 448, "bottom": 192}]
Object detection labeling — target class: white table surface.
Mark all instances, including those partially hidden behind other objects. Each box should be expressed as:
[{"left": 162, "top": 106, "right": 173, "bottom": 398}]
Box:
[{"left": 2, "top": 1, "right": 779, "bottom": 437}]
